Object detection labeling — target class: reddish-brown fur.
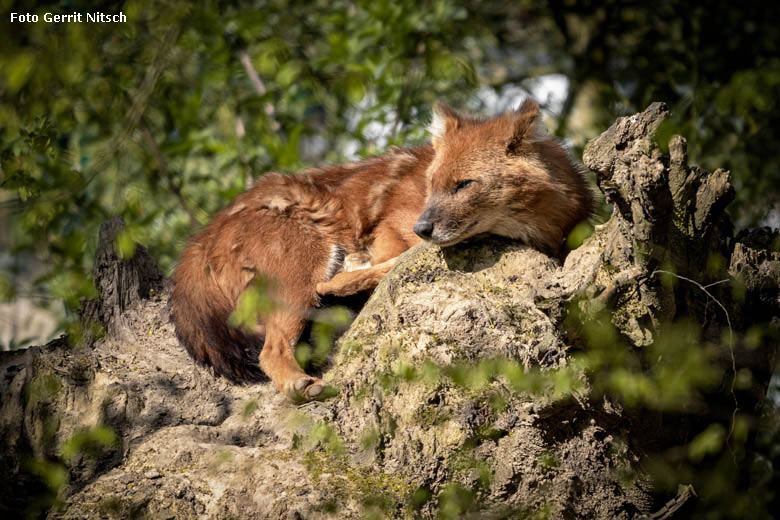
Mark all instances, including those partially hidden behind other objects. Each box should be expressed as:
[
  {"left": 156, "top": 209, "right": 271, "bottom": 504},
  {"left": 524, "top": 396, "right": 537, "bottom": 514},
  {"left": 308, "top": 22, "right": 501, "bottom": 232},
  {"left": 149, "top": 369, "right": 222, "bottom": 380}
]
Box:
[{"left": 170, "top": 99, "right": 593, "bottom": 401}]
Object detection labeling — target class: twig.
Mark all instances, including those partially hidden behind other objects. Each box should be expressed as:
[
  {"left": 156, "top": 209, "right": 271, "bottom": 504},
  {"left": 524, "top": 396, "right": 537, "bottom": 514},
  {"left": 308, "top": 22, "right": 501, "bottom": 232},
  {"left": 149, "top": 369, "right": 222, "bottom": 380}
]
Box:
[
  {"left": 83, "top": 27, "right": 180, "bottom": 190},
  {"left": 237, "top": 50, "right": 280, "bottom": 132},
  {"left": 701, "top": 279, "right": 728, "bottom": 330},
  {"left": 704, "top": 279, "right": 730, "bottom": 289},
  {"left": 138, "top": 119, "right": 199, "bottom": 231},
  {"left": 651, "top": 270, "right": 739, "bottom": 443},
  {"left": 238, "top": 50, "right": 267, "bottom": 95},
  {"left": 638, "top": 484, "right": 697, "bottom": 520}
]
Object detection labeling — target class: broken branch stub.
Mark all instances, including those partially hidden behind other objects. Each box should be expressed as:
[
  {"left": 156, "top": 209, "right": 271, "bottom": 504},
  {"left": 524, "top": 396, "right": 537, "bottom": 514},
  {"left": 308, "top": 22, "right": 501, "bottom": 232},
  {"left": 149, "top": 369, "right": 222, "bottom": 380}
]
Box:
[
  {"left": 583, "top": 102, "right": 734, "bottom": 274},
  {"left": 80, "top": 216, "right": 165, "bottom": 339}
]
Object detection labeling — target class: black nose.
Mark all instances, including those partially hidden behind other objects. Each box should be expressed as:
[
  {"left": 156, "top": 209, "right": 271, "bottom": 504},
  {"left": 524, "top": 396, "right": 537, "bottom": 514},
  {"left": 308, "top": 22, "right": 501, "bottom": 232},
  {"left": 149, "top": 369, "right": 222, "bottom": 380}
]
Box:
[{"left": 414, "top": 219, "right": 434, "bottom": 239}]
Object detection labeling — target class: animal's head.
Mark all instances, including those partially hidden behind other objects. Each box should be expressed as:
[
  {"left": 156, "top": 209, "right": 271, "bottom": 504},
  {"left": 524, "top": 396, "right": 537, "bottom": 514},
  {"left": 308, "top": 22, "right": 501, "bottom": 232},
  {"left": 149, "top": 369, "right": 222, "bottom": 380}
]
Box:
[{"left": 414, "top": 99, "right": 592, "bottom": 253}]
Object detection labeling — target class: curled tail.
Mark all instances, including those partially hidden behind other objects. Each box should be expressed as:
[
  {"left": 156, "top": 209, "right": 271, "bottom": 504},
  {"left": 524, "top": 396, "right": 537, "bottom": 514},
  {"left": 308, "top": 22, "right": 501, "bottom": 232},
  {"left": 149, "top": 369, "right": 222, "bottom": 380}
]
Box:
[{"left": 169, "top": 245, "right": 265, "bottom": 383}]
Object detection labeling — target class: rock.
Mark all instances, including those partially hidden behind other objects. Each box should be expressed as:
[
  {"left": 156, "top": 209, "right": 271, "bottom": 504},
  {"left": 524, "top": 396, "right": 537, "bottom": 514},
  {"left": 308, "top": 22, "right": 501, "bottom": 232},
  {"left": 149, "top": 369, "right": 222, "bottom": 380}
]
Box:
[{"left": 144, "top": 469, "right": 162, "bottom": 480}]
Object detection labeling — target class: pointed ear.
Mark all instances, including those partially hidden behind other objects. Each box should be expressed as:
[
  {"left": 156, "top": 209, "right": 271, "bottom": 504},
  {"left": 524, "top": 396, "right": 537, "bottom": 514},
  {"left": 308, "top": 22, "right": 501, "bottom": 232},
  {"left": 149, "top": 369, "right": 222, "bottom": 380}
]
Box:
[
  {"left": 429, "top": 101, "right": 462, "bottom": 147},
  {"left": 507, "top": 98, "right": 544, "bottom": 155}
]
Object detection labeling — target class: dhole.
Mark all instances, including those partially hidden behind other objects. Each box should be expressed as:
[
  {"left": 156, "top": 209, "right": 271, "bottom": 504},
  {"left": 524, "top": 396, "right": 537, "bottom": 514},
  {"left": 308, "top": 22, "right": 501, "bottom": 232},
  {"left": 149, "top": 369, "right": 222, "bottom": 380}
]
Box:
[{"left": 170, "top": 99, "right": 593, "bottom": 401}]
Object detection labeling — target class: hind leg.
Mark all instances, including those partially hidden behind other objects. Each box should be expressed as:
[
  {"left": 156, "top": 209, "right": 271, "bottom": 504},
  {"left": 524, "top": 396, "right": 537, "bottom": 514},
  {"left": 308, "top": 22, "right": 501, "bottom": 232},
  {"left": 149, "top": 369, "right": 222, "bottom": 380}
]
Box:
[
  {"left": 235, "top": 203, "right": 348, "bottom": 400},
  {"left": 259, "top": 311, "right": 325, "bottom": 401},
  {"left": 244, "top": 233, "right": 340, "bottom": 401}
]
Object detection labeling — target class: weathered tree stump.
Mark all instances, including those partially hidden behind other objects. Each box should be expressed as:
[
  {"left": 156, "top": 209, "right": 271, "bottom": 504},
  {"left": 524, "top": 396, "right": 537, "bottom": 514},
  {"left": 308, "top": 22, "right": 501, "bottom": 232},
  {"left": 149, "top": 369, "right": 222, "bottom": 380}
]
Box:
[{"left": 80, "top": 216, "right": 166, "bottom": 339}]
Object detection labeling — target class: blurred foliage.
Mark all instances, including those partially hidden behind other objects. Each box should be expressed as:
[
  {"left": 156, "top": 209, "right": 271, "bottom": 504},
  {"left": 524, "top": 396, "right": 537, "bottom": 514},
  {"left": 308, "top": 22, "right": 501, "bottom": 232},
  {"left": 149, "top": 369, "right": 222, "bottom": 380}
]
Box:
[
  {"left": 1, "top": 0, "right": 779, "bottom": 518},
  {"left": 227, "top": 275, "right": 278, "bottom": 330},
  {"left": 295, "top": 306, "right": 353, "bottom": 370},
  {"left": 287, "top": 303, "right": 778, "bottom": 519},
  {"left": 1, "top": 0, "right": 779, "bottom": 345},
  {"left": 60, "top": 425, "right": 118, "bottom": 463},
  {"left": 0, "top": 0, "right": 484, "bottom": 344},
  {"left": 23, "top": 424, "right": 119, "bottom": 518}
]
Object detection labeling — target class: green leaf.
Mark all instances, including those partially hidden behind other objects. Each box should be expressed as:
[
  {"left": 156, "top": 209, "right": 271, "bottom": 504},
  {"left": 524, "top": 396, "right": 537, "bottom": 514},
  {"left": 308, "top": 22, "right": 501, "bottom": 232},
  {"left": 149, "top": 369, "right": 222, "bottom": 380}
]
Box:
[
  {"left": 688, "top": 423, "right": 726, "bottom": 461},
  {"left": 2, "top": 52, "right": 36, "bottom": 93}
]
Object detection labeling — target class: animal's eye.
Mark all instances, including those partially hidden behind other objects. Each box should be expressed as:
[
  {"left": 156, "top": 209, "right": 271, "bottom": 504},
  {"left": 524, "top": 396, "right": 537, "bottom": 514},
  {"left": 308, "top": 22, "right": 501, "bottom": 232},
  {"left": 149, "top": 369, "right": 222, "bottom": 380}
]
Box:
[{"left": 453, "top": 179, "right": 474, "bottom": 193}]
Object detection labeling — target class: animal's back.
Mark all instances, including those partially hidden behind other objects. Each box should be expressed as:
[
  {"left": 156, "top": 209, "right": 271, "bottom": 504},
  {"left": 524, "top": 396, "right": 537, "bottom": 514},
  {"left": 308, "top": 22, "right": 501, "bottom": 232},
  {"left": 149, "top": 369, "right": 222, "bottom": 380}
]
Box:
[{"left": 169, "top": 149, "right": 427, "bottom": 383}]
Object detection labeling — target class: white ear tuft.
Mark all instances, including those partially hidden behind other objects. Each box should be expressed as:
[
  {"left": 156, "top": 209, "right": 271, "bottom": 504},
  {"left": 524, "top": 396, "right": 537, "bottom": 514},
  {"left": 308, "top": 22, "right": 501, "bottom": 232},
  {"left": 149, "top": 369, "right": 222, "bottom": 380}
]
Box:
[
  {"left": 428, "top": 110, "right": 447, "bottom": 139},
  {"left": 428, "top": 101, "right": 461, "bottom": 143}
]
